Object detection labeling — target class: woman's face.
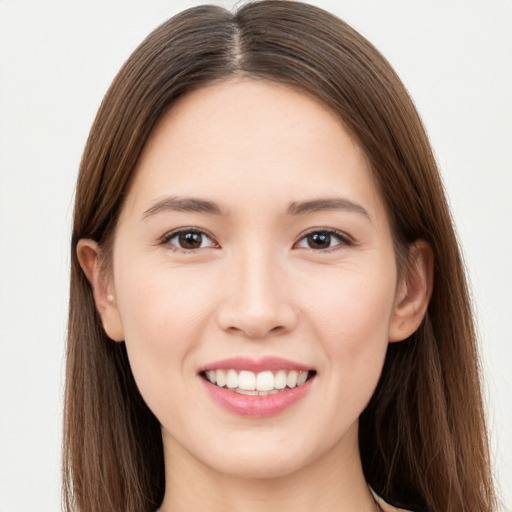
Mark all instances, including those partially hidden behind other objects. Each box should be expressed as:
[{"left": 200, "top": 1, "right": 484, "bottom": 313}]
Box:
[{"left": 103, "top": 79, "right": 406, "bottom": 479}]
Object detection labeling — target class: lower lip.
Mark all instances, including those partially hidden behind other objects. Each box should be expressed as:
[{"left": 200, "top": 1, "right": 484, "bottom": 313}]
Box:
[{"left": 201, "top": 377, "right": 314, "bottom": 417}]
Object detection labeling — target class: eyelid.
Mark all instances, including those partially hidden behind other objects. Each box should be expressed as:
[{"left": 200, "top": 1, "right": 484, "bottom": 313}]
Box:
[
  {"left": 159, "top": 227, "right": 219, "bottom": 251},
  {"left": 294, "top": 228, "right": 354, "bottom": 250},
  {"left": 157, "top": 226, "right": 353, "bottom": 252}
]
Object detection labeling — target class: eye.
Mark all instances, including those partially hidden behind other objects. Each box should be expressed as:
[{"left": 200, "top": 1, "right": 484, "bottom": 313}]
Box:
[
  {"left": 162, "top": 228, "right": 217, "bottom": 251},
  {"left": 295, "top": 229, "right": 352, "bottom": 251}
]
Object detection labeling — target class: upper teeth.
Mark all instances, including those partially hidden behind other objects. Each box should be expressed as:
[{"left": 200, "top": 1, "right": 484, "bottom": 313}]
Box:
[{"left": 204, "top": 369, "right": 309, "bottom": 393}]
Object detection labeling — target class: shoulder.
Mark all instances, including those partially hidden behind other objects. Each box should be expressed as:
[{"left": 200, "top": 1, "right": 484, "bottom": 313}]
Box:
[{"left": 372, "top": 490, "right": 413, "bottom": 512}]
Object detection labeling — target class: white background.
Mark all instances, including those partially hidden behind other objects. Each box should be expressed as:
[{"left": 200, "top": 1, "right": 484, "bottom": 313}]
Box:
[{"left": 0, "top": 1, "right": 510, "bottom": 510}]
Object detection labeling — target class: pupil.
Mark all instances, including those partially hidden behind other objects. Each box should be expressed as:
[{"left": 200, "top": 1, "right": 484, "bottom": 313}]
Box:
[
  {"left": 308, "top": 232, "right": 330, "bottom": 249},
  {"left": 179, "top": 232, "right": 202, "bottom": 249}
]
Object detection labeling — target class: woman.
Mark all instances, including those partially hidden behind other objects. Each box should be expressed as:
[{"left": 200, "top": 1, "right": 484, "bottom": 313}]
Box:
[{"left": 63, "top": 2, "right": 496, "bottom": 511}]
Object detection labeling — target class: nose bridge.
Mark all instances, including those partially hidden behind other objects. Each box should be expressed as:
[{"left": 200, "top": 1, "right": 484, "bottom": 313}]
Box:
[
  {"left": 217, "top": 242, "right": 297, "bottom": 338},
  {"left": 237, "top": 247, "right": 279, "bottom": 310}
]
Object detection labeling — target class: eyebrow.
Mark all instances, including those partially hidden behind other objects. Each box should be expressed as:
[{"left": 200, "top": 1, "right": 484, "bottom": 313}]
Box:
[
  {"left": 143, "top": 196, "right": 225, "bottom": 219},
  {"left": 287, "top": 198, "right": 371, "bottom": 220},
  {"left": 142, "top": 195, "right": 370, "bottom": 221}
]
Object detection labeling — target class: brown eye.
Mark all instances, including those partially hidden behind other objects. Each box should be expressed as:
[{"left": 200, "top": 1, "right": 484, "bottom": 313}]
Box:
[
  {"left": 306, "top": 232, "right": 332, "bottom": 249},
  {"left": 296, "top": 229, "right": 351, "bottom": 251},
  {"left": 164, "top": 229, "right": 216, "bottom": 251},
  {"left": 178, "top": 231, "right": 203, "bottom": 249}
]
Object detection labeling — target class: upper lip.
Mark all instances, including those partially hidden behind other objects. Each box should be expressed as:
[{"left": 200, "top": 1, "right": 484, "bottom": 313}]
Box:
[{"left": 199, "top": 356, "right": 313, "bottom": 373}]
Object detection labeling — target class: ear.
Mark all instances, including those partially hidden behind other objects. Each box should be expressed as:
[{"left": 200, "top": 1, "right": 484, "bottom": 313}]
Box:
[
  {"left": 76, "top": 239, "right": 124, "bottom": 342},
  {"left": 388, "top": 240, "right": 434, "bottom": 343}
]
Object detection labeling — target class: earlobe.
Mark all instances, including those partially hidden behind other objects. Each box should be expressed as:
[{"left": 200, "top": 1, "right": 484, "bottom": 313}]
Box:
[
  {"left": 76, "top": 239, "right": 124, "bottom": 342},
  {"left": 388, "top": 240, "right": 434, "bottom": 343}
]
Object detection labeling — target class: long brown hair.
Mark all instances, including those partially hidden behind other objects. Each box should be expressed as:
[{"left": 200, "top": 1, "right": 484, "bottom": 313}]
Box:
[{"left": 64, "top": 2, "right": 496, "bottom": 511}]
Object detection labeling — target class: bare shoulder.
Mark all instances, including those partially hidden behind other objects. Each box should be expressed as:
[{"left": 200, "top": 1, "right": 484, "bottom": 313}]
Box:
[
  {"left": 373, "top": 493, "right": 413, "bottom": 512},
  {"left": 380, "top": 503, "right": 411, "bottom": 512}
]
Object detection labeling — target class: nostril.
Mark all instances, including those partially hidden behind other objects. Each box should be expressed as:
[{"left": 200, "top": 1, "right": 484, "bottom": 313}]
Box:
[
  {"left": 216, "top": 297, "right": 299, "bottom": 339},
  {"left": 269, "top": 325, "right": 287, "bottom": 334}
]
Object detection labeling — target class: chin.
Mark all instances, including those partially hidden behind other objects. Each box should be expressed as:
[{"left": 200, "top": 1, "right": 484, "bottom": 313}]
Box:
[
  {"left": 188, "top": 430, "right": 336, "bottom": 482},
  {"left": 206, "top": 451, "right": 310, "bottom": 480}
]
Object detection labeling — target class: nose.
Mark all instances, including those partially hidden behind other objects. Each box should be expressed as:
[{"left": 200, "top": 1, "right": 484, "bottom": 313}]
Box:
[{"left": 215, "top": 250, "right": 298, "bottom": 339}]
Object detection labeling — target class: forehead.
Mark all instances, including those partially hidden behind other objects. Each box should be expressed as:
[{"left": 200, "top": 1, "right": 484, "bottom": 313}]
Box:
[{"left": 122, "top": 78, "right": 386, "bottom": 223}]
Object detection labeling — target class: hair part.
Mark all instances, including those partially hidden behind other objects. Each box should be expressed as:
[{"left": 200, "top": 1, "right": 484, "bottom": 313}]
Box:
[{"left": 64, "top": 2, "right": 496, "bottom": 511}]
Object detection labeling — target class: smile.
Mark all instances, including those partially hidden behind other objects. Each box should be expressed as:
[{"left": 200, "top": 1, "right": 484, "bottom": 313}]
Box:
[
  {"left": 202, "top": 369, "right": 314, "bottom": 396},
  {"left": 199, "top": 357, "right": 317, "bottom": 417}
]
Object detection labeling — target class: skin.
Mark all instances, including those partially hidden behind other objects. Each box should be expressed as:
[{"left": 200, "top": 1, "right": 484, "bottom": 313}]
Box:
[{"left": 78, "top": 79, "right": 432, "bottom": 512}]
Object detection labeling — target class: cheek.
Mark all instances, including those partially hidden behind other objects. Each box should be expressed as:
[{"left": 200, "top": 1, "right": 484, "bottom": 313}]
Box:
[
  {"left": 112, "top": 262, "right": 217, "bottom": 410},
  {"left": 116, "top": 259, "right": 216, "bottom": 338},
  {"left": 304, "top": 260, "right": 396, "bottom": 336},
  {"left": 300, "top": 261, "right": 396, "bottom": 387},
  {"left": 296, "top": 270, "right": 395, "bottom": 437}
]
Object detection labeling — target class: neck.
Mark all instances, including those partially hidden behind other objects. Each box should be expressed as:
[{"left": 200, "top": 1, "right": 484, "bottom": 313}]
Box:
[{"left": 158, "top": 424, "right": 377, "bottom": 512}]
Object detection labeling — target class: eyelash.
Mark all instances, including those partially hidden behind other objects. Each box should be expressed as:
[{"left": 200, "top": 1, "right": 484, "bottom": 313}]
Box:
[
  {"left": 160, "top": 228, "right": 217, "bottom": 253},
  {"left": 296, "top": 228, "right": 354, "bottom": 251},
  {"left": 159, "top": 227, "right": 353, "bottom": 253}
]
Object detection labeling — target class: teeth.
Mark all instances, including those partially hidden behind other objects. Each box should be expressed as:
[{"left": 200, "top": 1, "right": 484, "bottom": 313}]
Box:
[
  {"left": 296, "top": 371, "right": 308, "bottom": 386},
  {"left": 216, "top": 369, "right": 226, "bottom": 387},
  {"left": 226, "top": 369, "right": 238, "bottom": 389},
  {"left": 204, "top": 369, "right": 312, "bottom": 392},
  {"left": 235, "top": 389, "right": 258, "bottom": 395},
  {"left": 239, "top": 370, "right": 256, "bottom": 390},
  {"left": 287, "top": 370, "right": 298, "bottom": 388},
  {"left": 274, "top": 370, "right": 287, "bottom": 389},
  {"left": 256, "top": 371, "right": 274, "bottom": 391}
]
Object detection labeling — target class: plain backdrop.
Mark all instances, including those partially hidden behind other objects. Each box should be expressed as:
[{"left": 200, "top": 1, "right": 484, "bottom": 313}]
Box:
[{"left": 0, "top": 1, "right": 511, "bottom": 510}]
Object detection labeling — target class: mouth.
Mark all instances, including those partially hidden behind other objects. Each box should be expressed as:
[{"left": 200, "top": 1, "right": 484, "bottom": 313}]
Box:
[
  {"left": 198, "top": 357, "right": 317, "bottom": 417},
  {"left": 200, "top": 369, "right": 317, "bottom": 396}
]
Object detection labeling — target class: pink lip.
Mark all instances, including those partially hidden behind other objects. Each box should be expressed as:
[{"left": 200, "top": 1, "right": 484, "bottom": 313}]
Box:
[
  {"left": 201, "top": 377, "right": 314, "bottom": 417},
  {"left": 199, "top": 356, "right": 312, "bottom": 373},
  {"left": 198, "top": 356, "right": 315, "bottom": 417}
]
